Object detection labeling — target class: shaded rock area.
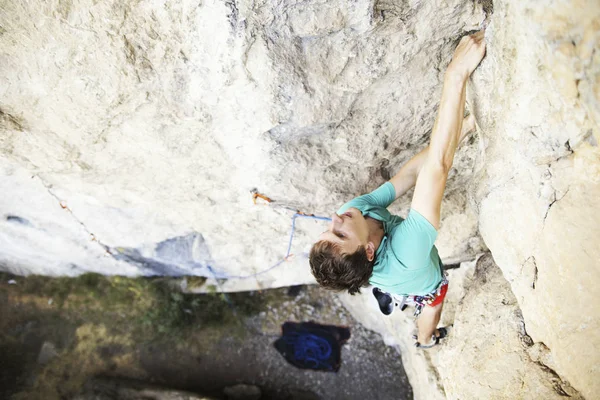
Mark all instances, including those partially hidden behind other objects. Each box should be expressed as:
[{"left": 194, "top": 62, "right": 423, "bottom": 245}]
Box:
[
  {"left": 0, "top": 274, "right": 412, "bottom": 400},
  {"left": 74, "top": 378, "right": 216, "bottom": 400}
]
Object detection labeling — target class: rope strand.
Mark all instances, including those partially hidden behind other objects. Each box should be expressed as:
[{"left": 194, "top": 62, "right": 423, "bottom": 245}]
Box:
[{"left": 223, "top": 213, "right": 331, "bottom": 280}]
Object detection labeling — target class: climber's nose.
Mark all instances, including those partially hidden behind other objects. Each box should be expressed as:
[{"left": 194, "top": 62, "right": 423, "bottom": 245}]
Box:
[{"left": 328, "top": 214, "right": 343, "bottom": 232}]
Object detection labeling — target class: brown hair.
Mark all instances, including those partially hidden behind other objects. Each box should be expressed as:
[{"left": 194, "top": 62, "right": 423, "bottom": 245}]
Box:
[{"left": 309, "top": 240, "right": 375, "bottom": 295}]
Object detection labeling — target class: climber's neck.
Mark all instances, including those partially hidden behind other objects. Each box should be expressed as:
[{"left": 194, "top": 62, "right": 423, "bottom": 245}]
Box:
[{"left": 366, "top": 217, "right": 385, "bottom": 253}]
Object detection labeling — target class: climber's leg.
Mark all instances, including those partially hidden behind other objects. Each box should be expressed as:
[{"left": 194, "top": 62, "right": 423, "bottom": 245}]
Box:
[{"left": 416, "top": 301, "right": 444, "bottom": 345}]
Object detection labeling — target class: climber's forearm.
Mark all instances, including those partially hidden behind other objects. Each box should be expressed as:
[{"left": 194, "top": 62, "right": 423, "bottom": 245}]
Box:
[
  {"left": 388, "top": 145, "right": 429, "bottom": 200},
  {"left": 428, "top": 72, "right": 467, "bottom": 171}
]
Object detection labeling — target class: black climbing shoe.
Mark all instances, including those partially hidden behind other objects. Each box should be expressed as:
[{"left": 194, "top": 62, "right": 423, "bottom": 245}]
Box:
[
  {"left": 436, "top": 326, "right": 451, "bottom": 340},
  {"left": 414, "top": 326, "right": 452, "bottom": 349},
  {"left": 372, "top": 287, "right": 394, "bottom": 315}
]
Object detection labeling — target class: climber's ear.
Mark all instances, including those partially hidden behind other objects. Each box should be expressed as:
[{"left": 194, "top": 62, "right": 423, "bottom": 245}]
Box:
[{"left": 365, "top": 242, "right": 376, "bottom": 262}]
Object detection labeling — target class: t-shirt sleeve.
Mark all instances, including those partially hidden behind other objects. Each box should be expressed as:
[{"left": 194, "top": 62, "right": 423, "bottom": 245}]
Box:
[
  {"left": 337, "top": 182, "right": 396, "bottom": 214},
  {"left": 390, "top": 208, "right": 438, "bottom": 269}
]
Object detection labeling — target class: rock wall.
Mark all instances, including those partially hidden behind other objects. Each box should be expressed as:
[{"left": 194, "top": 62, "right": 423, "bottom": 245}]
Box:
[
  {"left": 1, "top": 0, "right": 598, "bottom": 399},
  {"left": 340, "top": 259, "right": 480, "bottom": 400},
  {"left": 437, "top": 254, "right": 582, "bottom": 399},
  {"left": 467, "top": 1, "right": 600, "bottom": 397},
  {"left": 342, "top": 254, "right": 584, "bottom": 400},
  {"left": 0, "top": 0, "right": 484, "bottom": 285}
]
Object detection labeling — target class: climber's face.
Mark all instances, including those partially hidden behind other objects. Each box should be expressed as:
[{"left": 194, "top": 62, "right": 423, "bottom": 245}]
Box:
[{"left": 318, "top": 208, "right": 370, "bottom": 255}]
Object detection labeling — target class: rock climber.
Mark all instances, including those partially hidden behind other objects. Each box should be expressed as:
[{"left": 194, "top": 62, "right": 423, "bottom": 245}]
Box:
[{"left": 309, "top": 30, "right": 486, "bottom": 348}]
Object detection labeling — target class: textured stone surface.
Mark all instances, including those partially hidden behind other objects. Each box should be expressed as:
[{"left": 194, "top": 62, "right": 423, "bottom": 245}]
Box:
[
  {"left": 345, "top": 255, "right": 586, "bottom": 400},
  {"left": 437, "top": 254, "right": 582, "bottom": 400},
  {"left": 467, "top": 1, "right": 600, "bottom": 397},
  {"left": 1, "top": 0, "right": 598, "bottom": 399},
  {"left": 341, "top": 257, "right": 479, "bottom": 400},
  {"left": 0, "top": 0, "right": 484, "bottom": 287},
  {"left": 223, "top": 384, "right": 261, "bottom": 400},
  {"left": 73, "top": 377, "right": 215, "bottom": 400}
]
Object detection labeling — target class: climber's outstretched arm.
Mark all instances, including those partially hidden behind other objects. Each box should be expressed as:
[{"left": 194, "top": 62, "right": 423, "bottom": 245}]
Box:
[{"left": 411, "top": 31, "right": 486, "bottom": 229}]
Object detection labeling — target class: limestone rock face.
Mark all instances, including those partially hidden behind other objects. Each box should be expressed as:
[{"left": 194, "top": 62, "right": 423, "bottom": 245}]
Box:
[
  {"left": 0, "top": 1, "right": 484, "bottom": 285},
  {"left": 468, "top": 1, "right": 600, "bottom": 397},
  {"left": 437, "top": 254, "right": 582, "bottom": 400},
  {"left": 1, "top": 0, "right": 599, "bottom": 399},
  {"left": 345, "top": 254, "right": 586, "bottom": 400}
]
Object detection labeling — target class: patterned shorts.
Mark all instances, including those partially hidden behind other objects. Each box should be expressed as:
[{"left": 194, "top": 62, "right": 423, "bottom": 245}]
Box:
[{"left": 392, "top": 274, "right": 449, "bottom": 318}]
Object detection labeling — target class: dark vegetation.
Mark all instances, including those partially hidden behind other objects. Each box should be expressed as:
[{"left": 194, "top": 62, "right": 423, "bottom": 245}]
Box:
[
  {"left": 0, "top": 273, "right": 273, "bottom": 400},
  {"left": 1, "top": 272, "right": 269, "bottom": 338}
]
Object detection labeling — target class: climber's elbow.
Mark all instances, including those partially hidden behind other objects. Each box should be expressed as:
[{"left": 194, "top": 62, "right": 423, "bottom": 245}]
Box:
[{"left": 427, "top": 148, "right": 453, "bottom": 176}]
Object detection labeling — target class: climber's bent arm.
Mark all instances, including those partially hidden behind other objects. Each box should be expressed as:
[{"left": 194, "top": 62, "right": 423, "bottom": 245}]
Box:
[
  {"left": 411, "top": 32, "right": 486, "bottom": 229},
  {"left": 388, "top": 146, "right": 429, "bottom": 200},
  {"left": 388, "top": 118, "right": 474, "bottom": 200}
]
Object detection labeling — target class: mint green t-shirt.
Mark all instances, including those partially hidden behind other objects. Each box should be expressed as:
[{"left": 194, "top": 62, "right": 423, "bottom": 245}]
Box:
[{"left": 337, "top": 182, "right": 442, "bottom": 296}]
